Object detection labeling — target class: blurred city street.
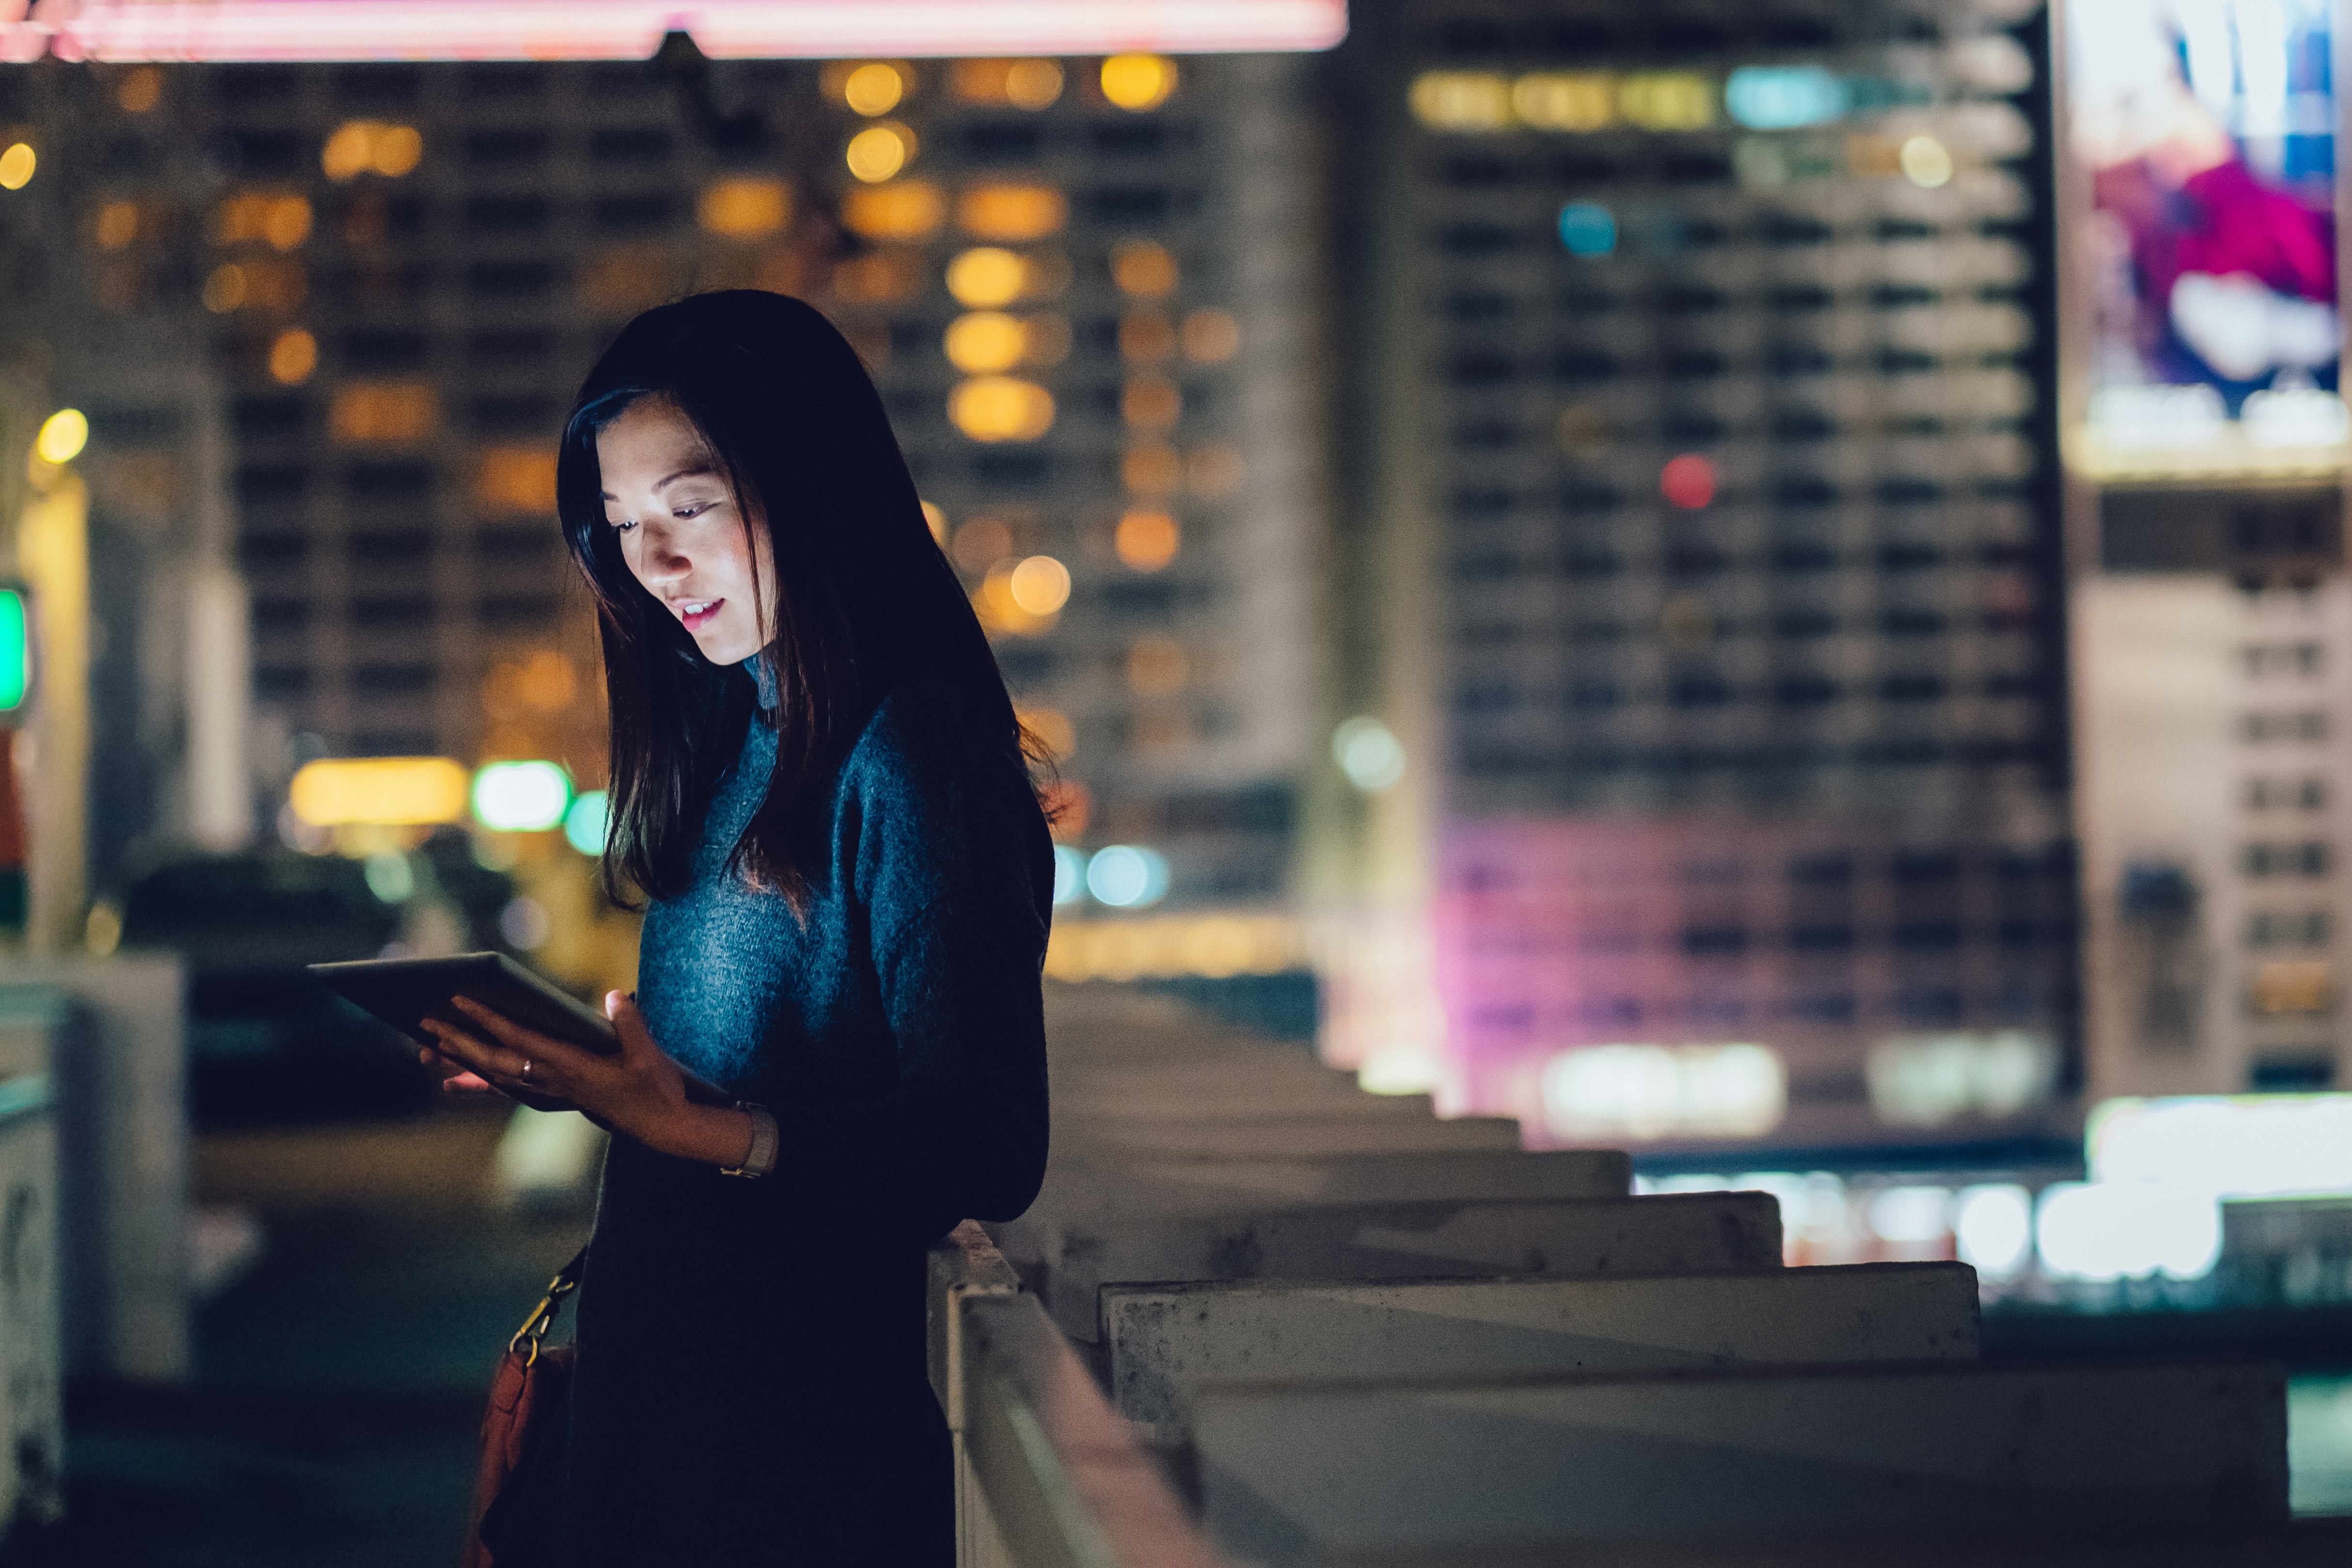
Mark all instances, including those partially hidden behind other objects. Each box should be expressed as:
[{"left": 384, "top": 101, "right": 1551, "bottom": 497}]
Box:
[{"left": 29, "top": 1102, "right": 586, "bottom": 1568}]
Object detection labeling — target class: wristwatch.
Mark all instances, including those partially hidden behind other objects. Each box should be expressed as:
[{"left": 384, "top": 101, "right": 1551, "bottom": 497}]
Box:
[{"left": 721, "top": 1102, "right": 779, "bottom": 1179}]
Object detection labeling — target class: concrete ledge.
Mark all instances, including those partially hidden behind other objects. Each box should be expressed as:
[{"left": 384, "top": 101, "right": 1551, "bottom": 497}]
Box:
[
  {"left": 1106, "top": 1262, "right": 1981, "bottom": 1442},
  {"left": 1193, "top": 1360, "right": 2290, "bottom": 1563},
  {"left": 1012, "top": 1191, "right": 1784, "bottom": 1342}
]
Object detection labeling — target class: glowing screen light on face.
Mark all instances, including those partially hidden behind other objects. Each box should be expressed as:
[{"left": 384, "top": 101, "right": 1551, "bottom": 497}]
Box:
[
  {"left": 1557, "top": 202, "right": 1617, "bottom": 257},
  {"left": 472, "top": 760, "right": 572, "bottom": 833},
  {"left": 1724, "top": 65, "right": 1848, "bottom": 129}
]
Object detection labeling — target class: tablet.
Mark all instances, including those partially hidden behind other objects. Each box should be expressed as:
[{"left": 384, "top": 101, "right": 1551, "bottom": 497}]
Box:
[{"left": 308, "top": 952, "right": 620, "bottom": 1056}]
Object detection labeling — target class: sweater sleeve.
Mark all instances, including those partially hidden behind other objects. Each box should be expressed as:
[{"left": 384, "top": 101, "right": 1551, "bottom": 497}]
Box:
[{"left": 763, "top": 720, "right": 1052, "bottom": 1246}]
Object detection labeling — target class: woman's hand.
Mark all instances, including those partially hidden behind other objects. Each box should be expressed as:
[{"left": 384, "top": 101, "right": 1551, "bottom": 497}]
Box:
[{"left": 418, "top": 992, "right": 761, "bottom": 1168}]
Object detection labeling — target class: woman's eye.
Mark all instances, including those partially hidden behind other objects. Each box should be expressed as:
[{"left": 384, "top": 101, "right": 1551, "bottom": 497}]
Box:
[
  {"left": 608, "top": 517, "right": 636, "bottom": 533},
  {"left": 673, "top": 502, "right": 711, "bottom": 520}
]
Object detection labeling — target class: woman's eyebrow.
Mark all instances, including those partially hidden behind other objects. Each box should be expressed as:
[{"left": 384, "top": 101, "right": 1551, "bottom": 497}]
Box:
[{"left": 598, "top": 466, "right": 719, "bottom": 503}]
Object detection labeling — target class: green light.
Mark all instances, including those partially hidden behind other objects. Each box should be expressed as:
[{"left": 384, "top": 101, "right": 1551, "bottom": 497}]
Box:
[
  {"left": 564, "top": 790, "right": 610, "bottom": 856},
  {"left": 471, "top": 760, "right": 572, "bottom": 832},
  {"left": 0, "top": 589, "right": 29, "bottom": 711}
]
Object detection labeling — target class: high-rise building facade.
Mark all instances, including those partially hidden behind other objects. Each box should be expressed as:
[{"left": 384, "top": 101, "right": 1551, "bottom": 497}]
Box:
[
  {"left": 1322, "top": 0, "right": 2077, "bottom": 1153},
  {"left": 14, "top": 43, "right": 1324, "bottom": 929}
]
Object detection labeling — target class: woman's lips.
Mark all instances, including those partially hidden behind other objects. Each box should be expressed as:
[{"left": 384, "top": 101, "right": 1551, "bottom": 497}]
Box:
[{"left": 678, "top": 598, "right": 724, "bottom": 631}]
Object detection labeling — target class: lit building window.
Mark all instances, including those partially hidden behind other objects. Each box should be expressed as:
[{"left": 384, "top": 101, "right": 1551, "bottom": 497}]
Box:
[
  {"left": 1617, "top": 72, "right": 1716, "bottom": 131},
  {"left": 117, "top": 66, "right": 163, "bottom": 113},
  {"left": 474, "top": 447, "right": 558, "bottom": 515},
  {"left": 212, "top": 192, "right": 313, "bottom": 250},
  {"left": 1512, "top": 72, "right": 1615, "bottom": 131},
  {"left": 1099, "top": 53, "right": 1175, "bottom": 111},
  {"left": 832, "top": 250, "right": 927, "bottom": 304},
  {"left": 946, "top": 246, "right": 1027, "bottom": 305},
  {"left": 840, "top": 62, "right": 907, "bottom": 116},
  {"left": 1115, "top": 509, "right": 1179, "bottom": 571},
  {"left": 697, "top": 177, "right": 791, "bottom": 238},
  {"left": 321, "top": 120, "right": 422, "bottom": 181},
  {"left": 841, "top": 180, "right": 944, "bottom": 241},
  {"left": 1899, "top": 135, "right": 1954, "bottom": 188},
  {"left": 1181, "top": 308, "right": 1240, "bottom": 363},
  {"left": 945, "top": 312, "right": 1067, "bottom": 374},
  {"left": 952, "top": 58, "right": 1064, "bottom": 110},
  {"left": 1409, "top": 72, "right": 1510, "bottom": 131},
  {"left": 1539, "top": 1043, "right": 1787, "bottom": 1140},
  {"left": 331, "top": 381, "right": 438, "bottom": 444},
  {"left": 1119, "top": 309, "right": 1176, "bottom": 363},
  {"left": 845, "top": 122, "right": 914, "bottom": 183},
  {"left": 1111, "top": 239, "right": 1177, "bottom": 297},
  {"left": 959, "top": 182, "right": 1066, "bottom": 241},
  {"left": 94, "top": 200, "right": 150, "bottom": 250},
  {"left": 948, "top": 377, "right": 1055, "bottom": 442},
  {"left": 203, "top": 259, "right": 306, "bottom": 313},
  {"left": 1122, "top": 443, "right": 1180, "bottom": 495},
  {"left": 269, "top": 329, "right": 318, "bottom": 385},
  {"left": 1122, "top": 374, "right": 1180, "bottom": 429}
]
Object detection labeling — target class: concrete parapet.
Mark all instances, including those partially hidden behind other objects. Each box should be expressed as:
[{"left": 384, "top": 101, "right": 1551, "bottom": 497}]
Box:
[
  {"left": 1004, "top": 1191, "right": 1784, "bottom": 1342},
  {"left": 1193, "top": 1361, "right": 2290, "bottom": 1563},
  {"left": 1106, "top": 1262, "right": 1981, "bottom": 1443}
]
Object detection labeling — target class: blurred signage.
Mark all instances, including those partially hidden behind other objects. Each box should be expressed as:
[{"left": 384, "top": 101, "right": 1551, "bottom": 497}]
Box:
[
  {"left": 288, "top": 757, "right": 470, "bottom": 826},
  {"left": 1, "top": 0, "right": 1349, "bottom": 62},
  {"left": 2069, "top": 0, "right": 2344, "bottom": 478},
  {"left": 0, "top": 586, "right": 30, "bottom": 720}
]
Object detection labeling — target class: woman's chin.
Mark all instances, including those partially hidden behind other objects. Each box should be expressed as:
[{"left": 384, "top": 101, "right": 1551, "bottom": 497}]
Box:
[{"left": 687, "top": 626, "right": 761, "bottom": 665}]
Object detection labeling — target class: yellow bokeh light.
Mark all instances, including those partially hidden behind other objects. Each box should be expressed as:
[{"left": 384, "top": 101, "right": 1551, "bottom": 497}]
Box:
[
  {"left": 841, "top": 180, "right": 945, "bottom": 241},
  {"left": 959, "top": 182, "right": 1066, "bottom": 241},
  {"left": 1409, "top": 72, "right": 1510, "bottom": 131},
  {"left": 323, "top": 121, "right": 422, "bottom": 181},
  {"left": 1115, "top": 509, "right": 1180, "bottom": 571},
  {"left": 269, "top": 328, "right": 318, "bottom": 385},
  {"left": 35, "top": 409, "right": 89, "bottom": 466},
  {"left": 1181, "top": 308, "right": 1241, "bottom": 363},
  {"left": 475, "top": 446, "right": 559, "bottom": 514},
  {"left": 203, "top": 264, "right": 248, "bottom": 313},
  {"left": 945, "top": 312, "right": 1028, "bottom": 374},
  {"left": 1100, "top": 53, "right": 1175, "bottom": 111},
  {"left": 1618, "top": 72, "right": 1715, "bottom": 131},
  {"left": 1112, "top": 239, "right": 1177, "bottom": 297},
  {"left": 976, "top": 561, "right": 1053, "bottom": 636},
  {"left": 949, "top": 377, "right": 1055, "bottom": 442},
  {"left": 330, "top": 381, "right": 437, "bottom": 444},
  {"left": 1513, "top": 72, "right": 1615, "bottom": 131},
  {"left": 831, "top": 250, "right": 926, "bottom": 303},
  {"left": 946, "top": 246, "right": 1027, "bottom": 307},
  {"left": 842, "top": 62, "right": 907, "bottom": 116},
  {"left": 1900, "top": 135, "right": 1954, "bottom": 188},
  {"left": 1006, "top": 60, "right": 1065, "bottom": 110},
  {"left": 291, "top": 757, "right": 470, "bottom": 827},
  {"left": 0, "top": 143, "right": 34, "bottom": 191},
  {"left": 1122, "top": 443, "right": 1181, "bottom": 495},
  {"left": 118, "top": 66, "right": 163, "bottom": 113},
  {"left": 846, "top": 124, "right": 913, "bottom": 184},
  {"left": 264, "top": 196, "right": 312, "bottom": 250},
  {"left": 698, "top": 177, "right": 792, "bottom": 238},
  {"left": 95, "top": 201, "right": 141, "bottom": 250},
  {"left": 921, "top": 500, "right": 948, "bottom": 546},
  {"left": 1008, "top": 554, "right": 1072, "bottom": 616}
]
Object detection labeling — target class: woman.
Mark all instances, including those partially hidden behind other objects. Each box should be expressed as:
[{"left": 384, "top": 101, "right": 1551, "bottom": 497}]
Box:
[{"left": 417, "top": 290, "right": 1054, "bottom": 1566}]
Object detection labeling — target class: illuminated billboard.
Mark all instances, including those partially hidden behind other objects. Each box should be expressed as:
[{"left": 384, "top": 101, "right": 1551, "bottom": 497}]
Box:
[
  {"left": 2068, "top": 0, "right": 2342, "bottom": 477},
  {"left": 0, "top": 0, "right": 1348, "bottom": 63}
]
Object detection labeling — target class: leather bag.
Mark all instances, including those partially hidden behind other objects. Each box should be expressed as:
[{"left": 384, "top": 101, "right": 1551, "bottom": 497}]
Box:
[{"left": 464, "top": 1249, "right": 586, "bottom": 1568}]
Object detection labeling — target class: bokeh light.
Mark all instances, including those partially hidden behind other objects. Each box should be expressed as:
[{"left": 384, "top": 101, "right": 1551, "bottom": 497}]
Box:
[
  {"left": 944, "top": 312, "right": 1028, "bottom": 373},
  {"left": 1659, "top": 453, "right": 1716, "bottom": 509},
  {"left": 35, "top": 409, "right": 89, "bottom": 465},
  {"left": 1007, "top": 555, "right": 1072, "bottom": 616},
  {"left": 1111, "top": 239, "right": 1177, "bottom": 296},
  {"left": 1900, "top": 134, "right": 1954, "bottom": 188},
  {"left": 842, "top": 62, "right": 906, "bottom": 116},
  {"left": 846, "top": 123, "right": 913, "bottom": 183},
  {"left": 1115, "top": 510, "right": 1180, "bottom": 572},
  {"left": 1100, "top": 53, "right": 1175, "bottom": 111},
  {"left": 471, "top": 760, "right": 572, "bottom": 833},
  {"left": 1333, "top": 716, "right": 1405, "bottom": 793},
  {"left": 1086, "top": 844, "right": 1170, "bottom": 907},
  {"left": 948, "top": 376, "right": 1055, "bottom": 441},
  {"left": 946, "top": 246, "right": 1027, "bottom": 306},
  {"left": 0, "top": 143, "right": 35, "bottom": 191},
  {"left": 269, "top": 328, "right": 318, "bottom": 384},
  {"left": 1052, "top": 845, "right": 1087, "bottom": 905},
  {"left": 564, "top": 790, "right": 610, "bottom": 856},
  {"left": 1557, "top": 202, "right": 1617, "bottom": 257}
]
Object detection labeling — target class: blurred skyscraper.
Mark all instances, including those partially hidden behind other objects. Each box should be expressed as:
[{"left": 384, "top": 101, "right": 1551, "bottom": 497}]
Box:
[
  {"left": 1318, "top": 0, "right": 2077, "bottom": 1152},
  {"left": 5, "top": 41, "right": 1323, "bottom": 934}
]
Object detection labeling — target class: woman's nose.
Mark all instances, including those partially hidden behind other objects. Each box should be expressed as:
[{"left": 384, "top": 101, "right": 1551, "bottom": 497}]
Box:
[{"left": 636, "top": 523, "right": 692, "bottom": 579}]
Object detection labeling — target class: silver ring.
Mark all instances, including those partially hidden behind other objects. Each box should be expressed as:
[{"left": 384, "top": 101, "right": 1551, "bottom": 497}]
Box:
[{"left": 521, "top": 1058, "right": 533, "bottom": 1081}]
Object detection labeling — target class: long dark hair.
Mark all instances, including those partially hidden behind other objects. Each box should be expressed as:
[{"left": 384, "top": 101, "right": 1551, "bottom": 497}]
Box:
[{"left": 556, "top": 291, "right": 1032, "bottom": 910}]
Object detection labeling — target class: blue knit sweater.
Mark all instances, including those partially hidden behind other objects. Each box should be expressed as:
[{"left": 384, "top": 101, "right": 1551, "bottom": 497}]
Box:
[{"left": 489, "top": 676, "right": 1052, "bottom": 1567}]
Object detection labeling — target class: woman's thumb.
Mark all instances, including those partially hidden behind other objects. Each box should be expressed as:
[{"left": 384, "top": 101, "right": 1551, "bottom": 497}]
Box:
[{"left": 606, "top": 990, "right": 652, "bottom": 1052}]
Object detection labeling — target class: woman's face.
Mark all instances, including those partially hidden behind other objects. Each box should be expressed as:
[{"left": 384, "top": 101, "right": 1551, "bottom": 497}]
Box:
[{"left": 598, "top": 396, "right": 776, "bottom": 665}]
